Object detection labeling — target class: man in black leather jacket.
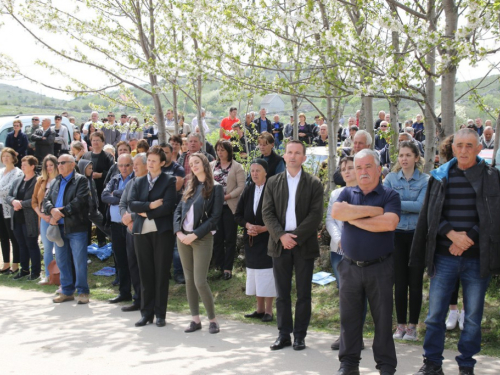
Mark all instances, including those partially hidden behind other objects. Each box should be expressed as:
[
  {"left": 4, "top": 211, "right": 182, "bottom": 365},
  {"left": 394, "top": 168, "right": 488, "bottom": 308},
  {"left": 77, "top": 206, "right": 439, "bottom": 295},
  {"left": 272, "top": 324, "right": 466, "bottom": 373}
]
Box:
[{"left": 44, "top": 154, "right": 90, "bottom": 305}]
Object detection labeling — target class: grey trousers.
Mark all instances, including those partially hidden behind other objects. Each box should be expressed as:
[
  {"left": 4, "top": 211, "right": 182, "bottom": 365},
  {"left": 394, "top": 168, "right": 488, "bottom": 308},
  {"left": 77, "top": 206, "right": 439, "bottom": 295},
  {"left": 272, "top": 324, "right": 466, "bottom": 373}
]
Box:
[{"left": 177, "top": 233, "right": 216, "bottom": 319}]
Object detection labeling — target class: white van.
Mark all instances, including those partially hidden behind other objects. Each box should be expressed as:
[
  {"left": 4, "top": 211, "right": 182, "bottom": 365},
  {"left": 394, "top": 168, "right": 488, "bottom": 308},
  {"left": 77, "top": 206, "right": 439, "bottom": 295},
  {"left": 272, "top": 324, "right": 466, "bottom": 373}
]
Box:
[{"left": 0, "top": 115, "right": 74, "bottom": 147}]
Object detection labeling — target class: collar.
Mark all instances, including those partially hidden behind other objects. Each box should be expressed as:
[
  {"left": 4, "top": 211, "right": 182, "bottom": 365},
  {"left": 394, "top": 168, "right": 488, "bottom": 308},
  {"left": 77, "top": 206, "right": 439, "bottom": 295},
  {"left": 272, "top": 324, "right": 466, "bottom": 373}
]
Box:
[
  {"left": 431, "top": 156, "right": 485, "bottom": 182},
  {"left": 286, "top": 168, "right": 302, "bottom": 180},
  {"left": 121, "top": 172, "right": 134, "bottom": 182},
  {"left": 353, "top": 183, "right": 384, "bottom": 195},
  {"left": 397, "top": 168, "right": 420, "bottom": 181},
  {"left": 61, "top": 171, "right": 74, "bottom": 183},
  {"left": 147, "top": 172, "right": 160, "bottom": 184}
]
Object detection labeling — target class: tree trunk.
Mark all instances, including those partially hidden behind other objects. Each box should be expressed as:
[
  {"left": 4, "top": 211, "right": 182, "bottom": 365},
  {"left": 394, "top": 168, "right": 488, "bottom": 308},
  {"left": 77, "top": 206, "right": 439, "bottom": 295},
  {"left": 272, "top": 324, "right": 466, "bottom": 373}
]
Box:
[
  {"left": 492, "top": 113, "right": 500, "bottom": 167},
  {"left": 150, "top": 74, "right": 166, "bottom": 144},
  {"left": 292, "top": 95, "right": 299, "bottom": 141},
  {"left": 389, "top": 100, "right": 399, "bottom": 159},
  {"left": 196, "top": 73, "right": 206, "bottom": 152},
  {"left": 326, "top": 94, "right": 335, "bottom": 190},
  {"left": 363, "top": 96, "right": 374, "bottom": 148},
  {"left": 173, "top": 83, "right": 179, "bottom": 135},
  {"left": 441, "top": 0, "right": 458, "bottom": 141}
]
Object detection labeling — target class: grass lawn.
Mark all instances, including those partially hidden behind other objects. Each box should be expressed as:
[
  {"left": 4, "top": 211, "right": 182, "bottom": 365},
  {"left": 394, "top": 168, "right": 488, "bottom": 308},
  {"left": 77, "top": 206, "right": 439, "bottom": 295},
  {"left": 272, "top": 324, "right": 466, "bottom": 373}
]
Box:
[{"left": 1, "top": 247, "right": 499, "bottom": 357}]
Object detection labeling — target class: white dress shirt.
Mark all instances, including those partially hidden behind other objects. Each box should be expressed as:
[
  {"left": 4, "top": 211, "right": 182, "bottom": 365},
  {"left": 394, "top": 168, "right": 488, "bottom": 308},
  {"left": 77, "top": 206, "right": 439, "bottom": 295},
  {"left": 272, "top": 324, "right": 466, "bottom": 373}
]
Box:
[
  {"left": 284, "top": 169, "right": 301, "bottom": 231},
  {"left": 191, "top": 117, "right": 210, "bottom": 134}
]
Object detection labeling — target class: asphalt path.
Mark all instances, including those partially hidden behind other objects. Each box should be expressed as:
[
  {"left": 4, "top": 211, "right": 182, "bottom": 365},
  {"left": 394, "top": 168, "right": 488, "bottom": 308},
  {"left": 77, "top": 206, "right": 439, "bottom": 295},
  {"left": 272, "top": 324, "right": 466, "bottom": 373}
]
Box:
[{"left": 1, "top": 286, "right": 499, "bottom": 374}]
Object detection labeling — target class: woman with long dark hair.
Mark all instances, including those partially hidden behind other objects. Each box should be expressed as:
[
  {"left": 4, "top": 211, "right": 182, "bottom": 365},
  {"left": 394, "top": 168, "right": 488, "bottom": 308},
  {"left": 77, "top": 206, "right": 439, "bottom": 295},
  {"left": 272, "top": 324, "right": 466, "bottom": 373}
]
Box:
[
  {"left": 383, "top": 141, "right": 429, "bottom": 341},
  {"left": 128, "top": 146, "right": 177, "bottom": 327},
  {"left": 174, "top": 153, "right": 223, "bottom": 334}
]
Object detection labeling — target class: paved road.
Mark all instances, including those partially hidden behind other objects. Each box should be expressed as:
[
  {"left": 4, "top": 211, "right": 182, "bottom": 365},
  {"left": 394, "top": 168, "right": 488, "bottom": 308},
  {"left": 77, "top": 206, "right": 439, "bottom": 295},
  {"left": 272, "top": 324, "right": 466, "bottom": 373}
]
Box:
[{"left": 1, "top": 286, "right": 499, "bottom": 374}]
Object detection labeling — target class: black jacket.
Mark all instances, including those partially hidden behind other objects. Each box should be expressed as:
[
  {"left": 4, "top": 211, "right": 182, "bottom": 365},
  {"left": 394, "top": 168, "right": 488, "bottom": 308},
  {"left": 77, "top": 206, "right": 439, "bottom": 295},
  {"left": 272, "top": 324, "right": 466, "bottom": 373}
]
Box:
[
  {"left": 262, "top": 169, "right": 324, "bottom": 259},
  {"left": 253, "top": 117, "right": 272, "bottom": 133},
  {"left": 173, "top": 184, "right": 224, "bottom": 239},
  {"left": 82, "top": 151, "right": 115, "bottom": 196},
  {"left": 6, "top": 175, "right": 38, "bottom": 237},
  {"left": 128, "top": 173, "right": 177, "bottom": 234},
  {"left": 271, "top": 122, "right": 284, "bottom": 141},
  {"left": 234, "top": 182, "right": 272, "bottom": 269},
  {"left": 5, "top": 131, "right": 28, "bottom": 159},
  {"left": 31, "top": 126, "right": 55, "bottom": 161},
  {"left": 410, "top": 158, "right": 500, "bottom": 278},
  {"left": 43, "top": 171, "right": 90, "bottom": 234}
]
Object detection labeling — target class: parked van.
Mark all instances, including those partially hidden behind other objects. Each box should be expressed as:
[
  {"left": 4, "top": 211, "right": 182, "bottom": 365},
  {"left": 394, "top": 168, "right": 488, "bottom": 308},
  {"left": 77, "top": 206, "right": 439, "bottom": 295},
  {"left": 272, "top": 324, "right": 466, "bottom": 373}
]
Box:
[{"left": 0, "top": 115, "right": 74, "bottom": 146}]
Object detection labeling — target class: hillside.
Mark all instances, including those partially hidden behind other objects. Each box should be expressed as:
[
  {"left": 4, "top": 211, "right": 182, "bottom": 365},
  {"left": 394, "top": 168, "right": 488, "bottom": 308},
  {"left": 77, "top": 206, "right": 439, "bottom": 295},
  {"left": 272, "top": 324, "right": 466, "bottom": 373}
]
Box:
[{"left": 0, "top": 74, "right": 498, "bottom": 128}]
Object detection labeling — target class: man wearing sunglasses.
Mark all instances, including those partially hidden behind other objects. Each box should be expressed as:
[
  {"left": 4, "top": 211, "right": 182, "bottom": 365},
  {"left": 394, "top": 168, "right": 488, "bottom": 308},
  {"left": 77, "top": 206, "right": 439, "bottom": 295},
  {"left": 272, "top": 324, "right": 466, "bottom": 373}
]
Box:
[
  {"left": 102, "top": 154, "right": 135, "bottom": 304},
  {"left": 31, "top": 117, "right": 55, "bottom": 163},
  {"left": 44, "top": 154, "right": 90, "bottom": 304},
  {"left": 27, "top": 117, "right": 40, "bottom": 156},
  {"left": 102, "top": 112, "right": 121, "bottom": 147}
]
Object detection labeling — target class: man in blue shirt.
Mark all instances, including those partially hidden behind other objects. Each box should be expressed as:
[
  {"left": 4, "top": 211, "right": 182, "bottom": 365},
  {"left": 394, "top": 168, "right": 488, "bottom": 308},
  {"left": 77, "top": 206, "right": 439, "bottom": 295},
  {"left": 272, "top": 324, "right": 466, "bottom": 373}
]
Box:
[
  {"left": 102, "top": 154, "right": 134, "bottom": 303},
  {"left": 44, "top": 154, "right": 90, "bottom": 304},
  {"left": 332, "top": 149, "right": 401, "bottom": 375},
  {"left": 254, "top": 108, "right": 272, "bottom": 134}
]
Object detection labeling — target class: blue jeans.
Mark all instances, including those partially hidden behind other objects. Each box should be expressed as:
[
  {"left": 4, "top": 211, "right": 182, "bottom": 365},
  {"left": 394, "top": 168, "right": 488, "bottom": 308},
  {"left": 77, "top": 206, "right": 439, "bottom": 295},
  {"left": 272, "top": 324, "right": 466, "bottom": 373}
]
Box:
[
  {"left": 40, "top": 219, "right": 54, "bottom": 278},
  {"left": 54, "top": 226, "right": 89, "bottom": 295},
  {"left": 330, "top": 251, "right": 343, "bottom": 288},
  {"left": 423, "top": 255, "right": 490, "bottom": 368}
]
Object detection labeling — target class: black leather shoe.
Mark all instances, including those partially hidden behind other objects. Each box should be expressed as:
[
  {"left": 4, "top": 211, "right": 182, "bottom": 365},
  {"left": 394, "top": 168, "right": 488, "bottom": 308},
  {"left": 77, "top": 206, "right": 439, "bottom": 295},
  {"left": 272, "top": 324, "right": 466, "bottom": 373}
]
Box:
[
  {"left": 458, "top": 367, "right": 474, "bottom": 375},
  {"left": 244, "top": 311, "right": 265, "bottom": 319},
  {"left": 223, "top": 272, "right": 232, "bottom": 280},
  {"left": 335, "top": 367, "right": 360, "bottom": 375},
  {"left": 184, "top": 321, "right": 202, "bottom": 333},
  {"left": 112, "top": 278, "right": 120, "bottom": 286},
  {"left": 270, "top": 337, "right": 292, "bottom": 351},
  {"left": 293, "top": 338, "right": 306, "bottom": 351},
  {"left": 156, "top": 318, "right": 166, "bottom": 327},
  {"left": 135, "top": 315, "right": 153, "bottom": 327},
  {"left": 121, "top": 304, "right": 140, "bottom": 312},
  {"left": 261, "top": 313, "right": 273, "bottom": 322},
  {"left": 174, "top": 273, "right": 186, "bottom": 284},
  {"left": 414, "top": 360, "right": 444, "bottom": 375},
  {"left": 109, "top": 295, "right": 132, "bottom": 304}
]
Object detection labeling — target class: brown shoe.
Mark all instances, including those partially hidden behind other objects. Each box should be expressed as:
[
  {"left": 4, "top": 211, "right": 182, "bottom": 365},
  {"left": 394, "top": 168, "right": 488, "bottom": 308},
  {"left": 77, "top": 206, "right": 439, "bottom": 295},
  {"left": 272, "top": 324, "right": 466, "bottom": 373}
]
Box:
[
  {"left": 76, "top": 293, "right": 90, "bottom": 304},
  {"left": 53, "top": 294, "right": 75, "bottom": 303}
]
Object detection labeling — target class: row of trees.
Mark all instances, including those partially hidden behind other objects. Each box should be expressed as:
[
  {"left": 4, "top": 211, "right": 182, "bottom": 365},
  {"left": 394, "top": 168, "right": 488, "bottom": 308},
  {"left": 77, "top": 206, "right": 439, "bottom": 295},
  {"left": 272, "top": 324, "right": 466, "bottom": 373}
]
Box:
[{"left": 1, "top": 0, "right": 500, "bottom": 187}]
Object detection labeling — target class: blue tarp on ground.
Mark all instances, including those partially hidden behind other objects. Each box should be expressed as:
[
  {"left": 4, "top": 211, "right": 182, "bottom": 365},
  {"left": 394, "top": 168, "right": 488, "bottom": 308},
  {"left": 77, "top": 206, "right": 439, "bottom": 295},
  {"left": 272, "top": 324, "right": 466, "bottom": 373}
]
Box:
[
  {"left": 312, "top": 271, "right": 336, "bottom": 286},
  {"left": 93, "top": 267, "right": 116, "bottom": 277},
  {"left": 87, "top": 243, "right": 113, "bottom": 261}
]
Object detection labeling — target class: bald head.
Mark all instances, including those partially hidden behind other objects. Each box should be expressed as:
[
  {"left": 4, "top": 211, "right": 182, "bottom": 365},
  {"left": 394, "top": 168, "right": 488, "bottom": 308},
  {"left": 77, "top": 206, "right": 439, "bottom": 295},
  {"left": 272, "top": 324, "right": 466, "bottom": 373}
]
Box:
[
  {"left": 117, "top": 154, "right": 133, "bottom": 178},
  {"left": 483, "top": 126, "right": 494, "bottom": 142}
]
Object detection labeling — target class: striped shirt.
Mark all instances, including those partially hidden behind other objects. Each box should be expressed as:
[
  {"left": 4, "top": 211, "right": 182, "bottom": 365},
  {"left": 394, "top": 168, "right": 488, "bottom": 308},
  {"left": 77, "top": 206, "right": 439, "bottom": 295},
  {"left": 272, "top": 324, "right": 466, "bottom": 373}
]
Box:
[{"left": 437, "top": 164, "right": 480, "bottom": 257}]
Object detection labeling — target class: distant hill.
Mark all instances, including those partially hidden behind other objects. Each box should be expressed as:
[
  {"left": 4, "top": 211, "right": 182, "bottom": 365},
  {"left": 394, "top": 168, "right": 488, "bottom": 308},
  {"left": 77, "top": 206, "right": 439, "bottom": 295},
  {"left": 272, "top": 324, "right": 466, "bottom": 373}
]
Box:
[{"left": 0, "top": 74, "right": 498, "bottom": 128}]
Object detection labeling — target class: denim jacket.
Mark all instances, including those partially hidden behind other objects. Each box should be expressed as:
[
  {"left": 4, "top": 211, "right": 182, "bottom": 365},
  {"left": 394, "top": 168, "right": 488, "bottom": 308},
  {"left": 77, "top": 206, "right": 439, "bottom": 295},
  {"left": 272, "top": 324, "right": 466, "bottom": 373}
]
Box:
[{"left": 383, "top": 169, "right": 429, "bottom": 231}]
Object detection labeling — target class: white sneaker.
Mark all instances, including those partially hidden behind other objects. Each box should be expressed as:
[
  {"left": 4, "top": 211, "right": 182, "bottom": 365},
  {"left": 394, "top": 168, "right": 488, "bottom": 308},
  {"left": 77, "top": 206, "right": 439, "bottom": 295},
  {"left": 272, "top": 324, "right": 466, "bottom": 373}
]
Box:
[
  {"left": 459, "top": 310, "right": 465, "bottom": 330},
  {"left": 403, "top": 326, "right": 418, "bottom": 341},
  {"left": 393, "top": 325, "right": 406, "bottom": 339},
  {"left": 446, "top": 309, "right": 459, "bottom": 330}
]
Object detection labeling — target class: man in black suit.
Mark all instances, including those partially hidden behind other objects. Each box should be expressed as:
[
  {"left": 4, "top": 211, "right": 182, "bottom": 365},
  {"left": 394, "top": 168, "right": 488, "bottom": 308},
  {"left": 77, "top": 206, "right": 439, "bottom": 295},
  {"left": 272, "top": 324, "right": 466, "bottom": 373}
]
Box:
[
  {"left": 31, "top": 117, "right": 55, "bottom": 163},
  {"left": 262, "top": 140, "right": 324, "bottom": 351}
]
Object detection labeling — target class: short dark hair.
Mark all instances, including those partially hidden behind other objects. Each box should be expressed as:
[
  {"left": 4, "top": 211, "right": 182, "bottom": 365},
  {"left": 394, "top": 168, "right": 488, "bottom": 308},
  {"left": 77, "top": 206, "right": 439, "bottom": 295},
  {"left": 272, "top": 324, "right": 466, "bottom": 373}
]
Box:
[
  {"left": 54, "top": 114, "right": 62, "bottom": 120},
  {"left": 137, "top": 139, "right": 150, "bottom": 152},
  {"left": 339, "top": 156, "right": 354, "bottom": 170},
  {"left": 90, "top": 131, "right": 105, "bottom": 142},
  {"left": 285, "top": 140, "right": 306, "bottom": 155},
  {"left": 215, "top": 139, "right": 233, "bottom": 161},
  {"left": 146, "top": 145, "right": 166, "bottom": 164},
  {"left": 170, "top": 134, "right": 182, "bottom": 145},
  {"left": 229, "top": 107, "right": 237, "bottom": 112},
  {"left": 116, "top": 141, "right": 131, "bottom": 152},
  {"left": 22, "top": 155, "right": 38, "bottom": 167},
  {"left": 161, "top": 143, "right": 173, "bottom": 152},
  {"left": 258, "top": 132, "right": 275, "bottom": 145}
]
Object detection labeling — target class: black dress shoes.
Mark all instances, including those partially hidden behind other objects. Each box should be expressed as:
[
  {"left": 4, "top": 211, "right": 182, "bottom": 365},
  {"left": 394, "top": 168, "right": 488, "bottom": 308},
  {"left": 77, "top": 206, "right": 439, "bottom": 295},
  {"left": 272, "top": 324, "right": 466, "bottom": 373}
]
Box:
[
  {"left": 223, "top": 272, "right": 232, "bottom": 280},
  {"left": 335, "top": 367, "right": 360, "bottom": 375},
  {"left": 135, "top": 315, "right": 153, "bottom": 327},
  {"left": 293, "top": 338, "right": 306, "bottom": 351},
  {"left": 270, "top": 337, "right": 292, "bottom": 351},
  {"left": 121, "top": 304, "right": 140, "bottom": 312},
  {"left": 184, "top": 321, "right": 202, "bottom": 333},
  {"left": 261, "top": 313, "right": 273, "bottom": 322},
  {"left": 156, "top": 318, "right": 166, "bottom": 327},
  {"left": 109, "top": 295, "right": 132, "bottom": 304},
  {"left": 244, "top": 311, "right": 265, "bottom": 319}
]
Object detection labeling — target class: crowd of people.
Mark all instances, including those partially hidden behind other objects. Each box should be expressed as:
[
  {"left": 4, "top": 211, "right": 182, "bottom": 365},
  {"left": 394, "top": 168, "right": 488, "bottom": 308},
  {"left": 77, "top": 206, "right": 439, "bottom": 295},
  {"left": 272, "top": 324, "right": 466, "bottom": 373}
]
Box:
[{"left": 0, "top": 107, "right": 498, "bottom": 375}]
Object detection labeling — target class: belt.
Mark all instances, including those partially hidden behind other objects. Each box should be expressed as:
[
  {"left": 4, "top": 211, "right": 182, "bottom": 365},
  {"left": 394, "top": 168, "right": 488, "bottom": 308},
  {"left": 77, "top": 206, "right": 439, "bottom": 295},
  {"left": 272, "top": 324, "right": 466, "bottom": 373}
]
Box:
[
  {"left": 182, "top": 230, "right": 194, "bottom": 235},
  {"left": 343, "top": 253, "right": 391, "bottom": 268}
]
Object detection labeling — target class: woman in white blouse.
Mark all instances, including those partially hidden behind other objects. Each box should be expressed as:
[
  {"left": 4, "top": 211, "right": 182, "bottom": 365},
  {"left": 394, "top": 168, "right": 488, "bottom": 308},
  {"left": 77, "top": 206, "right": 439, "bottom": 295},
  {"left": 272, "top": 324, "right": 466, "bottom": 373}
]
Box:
[{"left": 0, "top": 148, "right": 24, "bottom": 274}]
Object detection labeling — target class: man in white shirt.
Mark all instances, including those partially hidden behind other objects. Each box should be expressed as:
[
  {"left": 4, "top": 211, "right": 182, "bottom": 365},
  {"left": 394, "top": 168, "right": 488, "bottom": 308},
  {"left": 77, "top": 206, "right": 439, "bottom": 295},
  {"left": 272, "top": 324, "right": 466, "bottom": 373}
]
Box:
[
  {"left": 82, "top": 111, "right": 103, "bottom": 135},
  {"left": 191, "top": 108, "right": 210, "bottom": 134},
  {"left": 262, "top": 141, "right": 324, "bottom": 352}
]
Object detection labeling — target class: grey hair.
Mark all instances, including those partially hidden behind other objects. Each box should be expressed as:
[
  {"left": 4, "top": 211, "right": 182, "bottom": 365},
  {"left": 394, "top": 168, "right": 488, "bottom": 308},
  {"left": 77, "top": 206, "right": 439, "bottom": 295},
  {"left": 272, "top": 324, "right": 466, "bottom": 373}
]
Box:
[
  {"left": 133, "top": 152, "right": 147, "bottom": 165},
  {"left": 103, "top": 144, "right": 115, "bottom": 154},
  {"left": 399, "top": 132, "right": 412, "bottom": 141},
  {"left": 404, "top": 127, "right": 414, "bottom": 134},
  {"left": 188, "top": 132, "right": 202, "bottom": 142},
  {"left": 91, "top": 111, "right": 99, "bottom": 115},
  {"left": 354, "top": 149, "right": 380, "bottom": 166},
  {"left": 117, "top": 153, "right": 132, "bottom": 162},
  {"left": 201, "top": 107, "right": 205, "bottom": 113},
  {"left": 355, "top": 129, "right": 372, "bottom": 146},
  {"left": 454, "top": 128, "right": 480, "bottom": 145},
  {"left": 42, "top": 117, "right": 51, "bottom": 123}
]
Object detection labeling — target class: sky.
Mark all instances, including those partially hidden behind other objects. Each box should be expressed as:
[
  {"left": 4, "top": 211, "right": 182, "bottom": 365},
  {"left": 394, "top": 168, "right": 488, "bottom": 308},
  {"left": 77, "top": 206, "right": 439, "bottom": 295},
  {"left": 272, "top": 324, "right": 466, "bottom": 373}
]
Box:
[{"left": 1, "top": 8, "right": 499, "bottom": 102}]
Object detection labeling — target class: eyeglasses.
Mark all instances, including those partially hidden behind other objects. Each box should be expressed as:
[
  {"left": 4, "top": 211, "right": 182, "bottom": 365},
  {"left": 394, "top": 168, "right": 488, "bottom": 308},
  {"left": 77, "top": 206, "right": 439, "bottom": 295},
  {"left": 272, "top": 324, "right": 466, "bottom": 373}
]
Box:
[
  {"left": 57, "top": 161, "right": 73, "bottom": 165},
  {"left": 55, "top": 118, "right": 62, "bottom": 121},
  {"left": 32, "top": 118, "right": 40, "bottom": 121},
  {"left": 118, "top": 164, "right": 131, "bottom": 168},
  {"left": 108, "top": 115, "right": 115, "bottom": 117}
]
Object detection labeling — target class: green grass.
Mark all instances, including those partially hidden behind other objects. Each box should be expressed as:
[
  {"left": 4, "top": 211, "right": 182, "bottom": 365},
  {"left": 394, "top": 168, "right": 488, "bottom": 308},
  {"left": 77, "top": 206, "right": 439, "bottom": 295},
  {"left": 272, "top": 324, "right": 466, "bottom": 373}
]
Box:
[{"left": 1, "top": 247, "right": 500, "bottom": 357}]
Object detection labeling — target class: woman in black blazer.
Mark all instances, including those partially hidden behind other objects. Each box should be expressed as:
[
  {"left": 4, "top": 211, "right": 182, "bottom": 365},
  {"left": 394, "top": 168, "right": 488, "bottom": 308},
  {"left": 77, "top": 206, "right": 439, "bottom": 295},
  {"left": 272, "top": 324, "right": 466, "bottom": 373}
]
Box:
[
  {"left": 234, "top": 159, "right": 276, "bottom": 322},
  {"left": 128, "top": 146, "right": 177, "bottom": 327},
  {"left": 173, "top": 153, "right": 223, "bottom": 334}
]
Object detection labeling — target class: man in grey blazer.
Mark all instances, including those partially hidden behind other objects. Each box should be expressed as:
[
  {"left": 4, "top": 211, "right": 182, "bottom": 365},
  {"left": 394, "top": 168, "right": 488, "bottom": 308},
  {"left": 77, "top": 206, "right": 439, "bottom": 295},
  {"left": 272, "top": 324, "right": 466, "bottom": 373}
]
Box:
[{"left": 262, "top": 140, "right": 324, "bottom": 351}]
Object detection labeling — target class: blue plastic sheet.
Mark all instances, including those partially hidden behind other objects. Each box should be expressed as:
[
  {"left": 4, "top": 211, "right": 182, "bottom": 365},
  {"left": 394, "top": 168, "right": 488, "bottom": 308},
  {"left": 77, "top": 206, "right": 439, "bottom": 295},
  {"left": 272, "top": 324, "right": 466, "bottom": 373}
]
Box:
[
  {"left": 93, "top": 267, "right": 116, "bottom": 277},
  {"left": 312, "top": 271, "right": 336, "bottom": 286},
  {"left": 87, "top": 243, "right": 113, "bottom": 261}
]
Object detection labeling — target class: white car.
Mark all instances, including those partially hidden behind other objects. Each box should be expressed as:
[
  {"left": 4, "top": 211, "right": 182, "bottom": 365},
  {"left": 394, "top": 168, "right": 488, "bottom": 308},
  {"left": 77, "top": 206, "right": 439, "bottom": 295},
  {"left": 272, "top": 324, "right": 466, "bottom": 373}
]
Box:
[
  {"left": 305, "top": 146, "right": 337, "bottom": 176},
  {"left": 0, "top": 115, "right": 74, "bottom": 146}
]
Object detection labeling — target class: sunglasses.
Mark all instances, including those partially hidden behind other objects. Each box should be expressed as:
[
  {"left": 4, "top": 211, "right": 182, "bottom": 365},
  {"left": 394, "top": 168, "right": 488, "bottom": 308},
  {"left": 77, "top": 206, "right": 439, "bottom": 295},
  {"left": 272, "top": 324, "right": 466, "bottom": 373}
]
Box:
[
  {"left": 57, "top": 161, "right": 73, "bottom": 165},
  {"left": 32, "top": 118, "right": 40, "bottom": 121},
  {"left": 118, "top": 164, "right": 131, "bottom": 168},
  {"left": 108, "top": 115, "right": 115, "bottom": 117}
]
